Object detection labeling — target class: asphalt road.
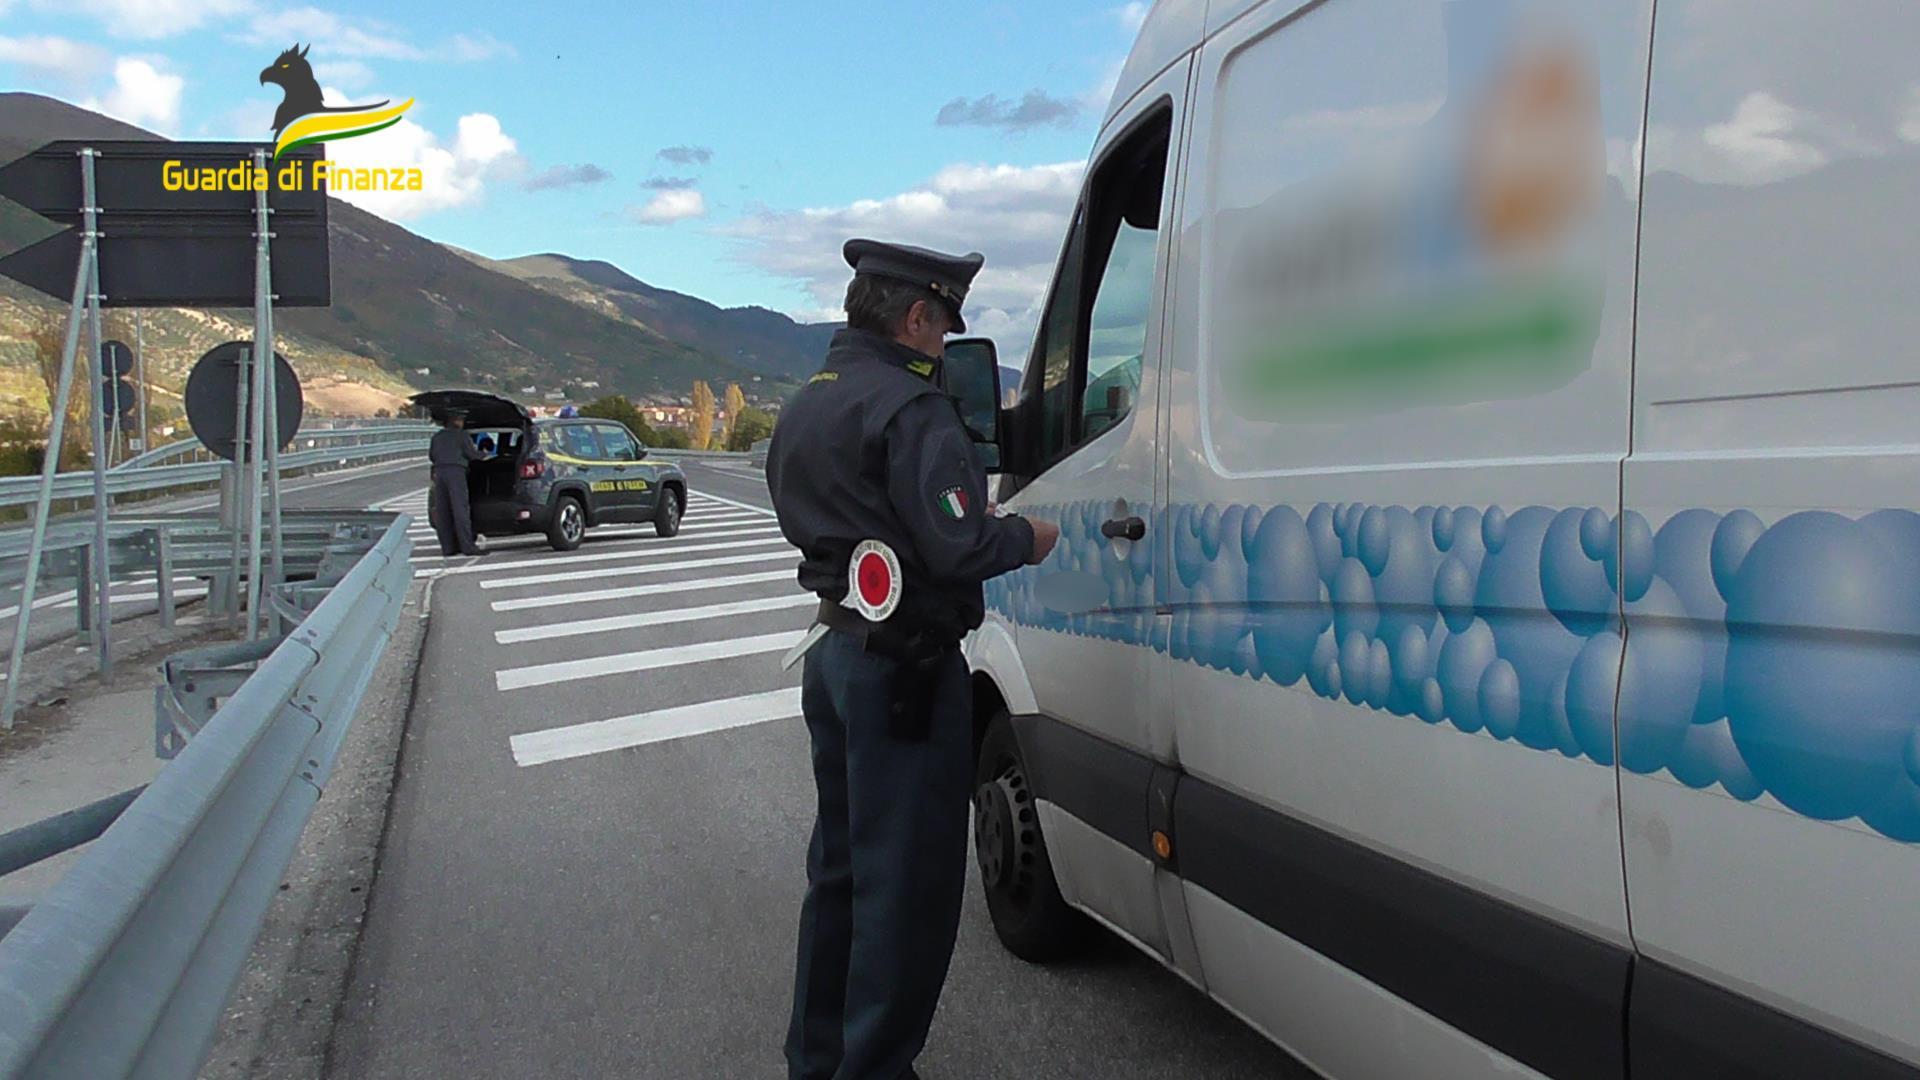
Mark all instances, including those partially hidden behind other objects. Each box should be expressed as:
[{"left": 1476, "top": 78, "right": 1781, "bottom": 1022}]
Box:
[{"left": 330, "top": 460, "right": 1308, "bottom": 1079}]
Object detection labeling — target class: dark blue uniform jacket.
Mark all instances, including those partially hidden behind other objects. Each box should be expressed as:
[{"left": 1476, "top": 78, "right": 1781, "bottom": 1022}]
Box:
[{"left": 768, "top": 328, "right": 1034, "bottom": 642}]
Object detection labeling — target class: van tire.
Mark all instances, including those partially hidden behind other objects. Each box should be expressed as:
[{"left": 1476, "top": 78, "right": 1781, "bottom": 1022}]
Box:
[
  {"left": 548, "top": 495, "right": 585, "bottom": 552},
  {"left": 973, "top": 711, "right": 1090, "bottom": 963},
  {"left": 653, "top": 486, "right": 682, "bottom": 537}
]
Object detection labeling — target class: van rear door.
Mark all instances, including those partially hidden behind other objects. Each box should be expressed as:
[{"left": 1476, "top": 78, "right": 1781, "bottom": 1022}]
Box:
[{"left": 1620, "top": 2, "right": 1920, "bottom": 1071}]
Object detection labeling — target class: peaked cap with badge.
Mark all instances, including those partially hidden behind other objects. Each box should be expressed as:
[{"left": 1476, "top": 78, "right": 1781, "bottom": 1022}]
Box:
[{"left": 843, "top": 238, "right": 984, "bottom": 333}]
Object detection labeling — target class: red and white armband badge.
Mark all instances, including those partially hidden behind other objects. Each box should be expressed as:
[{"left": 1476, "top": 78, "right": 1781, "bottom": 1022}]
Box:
[{"left": 847, "top": 538, "right": 902, "bottom": 621}]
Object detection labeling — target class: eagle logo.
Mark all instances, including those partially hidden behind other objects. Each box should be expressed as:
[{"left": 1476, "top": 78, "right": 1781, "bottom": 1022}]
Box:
[{"left": 259, "top": 43, "right": 413, "bottom": 159}]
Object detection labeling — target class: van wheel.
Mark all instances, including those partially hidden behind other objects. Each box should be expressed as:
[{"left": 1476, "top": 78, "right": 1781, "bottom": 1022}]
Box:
[
  {"left": 548, "top": 495, "right": 585, "bottom": 551},
  {"left": 653, "top": 487, "right": 682, "bottom": 538},
  {"left": 973, "top": 711, "right": 1089, "bottom": 963}
]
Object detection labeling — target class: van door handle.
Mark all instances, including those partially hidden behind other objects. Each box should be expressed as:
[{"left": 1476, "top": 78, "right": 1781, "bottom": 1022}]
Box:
[{"left": 1101, "top": 516, "right": 1146, "bottom": 542}]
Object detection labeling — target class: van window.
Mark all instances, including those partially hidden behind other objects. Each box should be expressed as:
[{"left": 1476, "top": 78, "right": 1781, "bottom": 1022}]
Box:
[
  {"left": 596, "top": 424, "right": 639, "bottom": 462},
  {"left": 1034, "top": 213, "right": 1087, "bottom": 465},
  {"left": 1022, "top": 108, "right": 1170, "bottom": 471}
]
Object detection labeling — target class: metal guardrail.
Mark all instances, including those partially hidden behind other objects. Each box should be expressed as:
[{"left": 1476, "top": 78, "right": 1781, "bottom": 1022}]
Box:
[
  {"left": 113, "top": 424, "right": 433, "bottom": 472},
  {"left": 0, "top": 514, "right": 413, "bottom": 1078},
  {"left": 0, "top": 431, "right": 432, "bottom": 510}
]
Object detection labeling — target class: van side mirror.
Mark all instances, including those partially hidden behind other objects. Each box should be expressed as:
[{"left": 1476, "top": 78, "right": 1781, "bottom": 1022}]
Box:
[{"left": 942, "top": 337, "right": 1001, "bottom": 470}]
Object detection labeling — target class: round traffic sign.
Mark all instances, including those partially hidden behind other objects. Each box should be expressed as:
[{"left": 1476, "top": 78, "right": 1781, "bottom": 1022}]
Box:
[
  {"left": 184, "top": 341, "right": 304, "bottom": 462},
  {"left": 847, "top": 538, "right": 901, "bottom": 622},
  {"left": 101, "top": 339, "right": 133, "bottom": 377}
]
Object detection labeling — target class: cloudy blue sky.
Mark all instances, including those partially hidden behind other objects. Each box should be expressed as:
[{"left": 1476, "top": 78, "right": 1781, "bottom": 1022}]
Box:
[{"left": 0, "top": 0, "right": 1151, "bottom": 352}]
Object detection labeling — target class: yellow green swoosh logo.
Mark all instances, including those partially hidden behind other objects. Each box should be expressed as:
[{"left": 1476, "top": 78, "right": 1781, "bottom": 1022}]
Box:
[{"left": 274, "top": 98, "right": 414, "bottom": 159}]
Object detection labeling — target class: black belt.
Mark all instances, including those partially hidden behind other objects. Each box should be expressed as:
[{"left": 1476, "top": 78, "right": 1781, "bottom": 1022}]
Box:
[{"left": 815, "top": 599, "right": 957, "bottom": 663}]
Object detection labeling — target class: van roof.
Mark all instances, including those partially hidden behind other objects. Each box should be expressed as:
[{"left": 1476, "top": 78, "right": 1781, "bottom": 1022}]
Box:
[{"left": 1103, "top": 0, "right": 1206, "bottom": 127}]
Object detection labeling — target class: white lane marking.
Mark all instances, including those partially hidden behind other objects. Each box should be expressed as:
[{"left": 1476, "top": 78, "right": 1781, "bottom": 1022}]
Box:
[
  {"left": 417, "top": 527, "right": 784, "bottom": 579},
  {"left": 410, "top": 514, "right": 769, "bottom": 562},
  {"left": 490, "top": 567, "right": 795, "bottom": 612},
  {"left": 476, "top": 539, "right": 792, "bottom": 589},
  {"left": 494, "top": 629, "right": 805, "bottom": 691},
  {"left": 510, "top": 686, "right": 803, "bottom": 767},
  {"left": 690, "top": 490, "right": 776, "bottom": 517},
  {"left": 373, "top": 487, "right": 430, "bottom": 510},
  {"left": 494, "top": 593, "right": 814, "bottom": 644}
]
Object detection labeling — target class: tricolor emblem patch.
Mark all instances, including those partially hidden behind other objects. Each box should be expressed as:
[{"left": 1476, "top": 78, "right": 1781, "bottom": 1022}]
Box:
[{"left": 937, "top": 486, "right": 968, "bottom": 519}]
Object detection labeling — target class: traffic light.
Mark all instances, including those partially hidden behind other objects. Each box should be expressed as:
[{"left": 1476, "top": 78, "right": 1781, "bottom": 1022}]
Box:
[{"left": 99, "top": 339, "right": 136, "bottom": 437}]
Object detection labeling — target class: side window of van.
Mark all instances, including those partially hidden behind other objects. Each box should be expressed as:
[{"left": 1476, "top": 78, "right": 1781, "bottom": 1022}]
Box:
[{"left": 1023, "top": 108, "right": 1171, "bottom": 470}]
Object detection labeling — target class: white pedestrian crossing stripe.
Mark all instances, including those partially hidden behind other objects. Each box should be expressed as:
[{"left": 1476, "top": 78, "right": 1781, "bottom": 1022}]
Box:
[
  {"left": 510, "top": 687, "right": 803, "bottom": 767},
  {"left": 422, "top": 528, "right": 786, "bottom": 579},
  {"left": 494, "top": 593, "right": 813, "bottom": 644},
  {"left": 477, "top": 541, "right": 794, "bottom": 589},
  {"left": 494, "top": 629, "right": 805, "bottom": 691},
  {"left": 489, "top": 567, "right": 795, "bottom": 612}
]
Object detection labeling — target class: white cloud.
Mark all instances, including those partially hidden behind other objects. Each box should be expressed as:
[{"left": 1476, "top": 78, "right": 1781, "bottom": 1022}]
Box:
[
  {"left": 0, "top": 34, "right": 110, "bottom": 89},
  {"left": 631, "top": 188, "right": 707, "bottom": 225},
  {"left": 444, "top": 32, "right": 513, "bottom": 62},
  {"left": 243, "top": 8, "right": 421, "bottom": 60},
  {"left": 82, "top": 56, "right": 183, "bottom": 132},
  {"left": 725, "top": 160, "right": 1085, "bottom": 358},
  {"left": 323, "top": 110, "right": 523, "bottom": 221},
  {"left": 312, "top": 59, "right": 374, "bottom": 89},
  {"left": 42, "top": 0, "right": 251, "bottom": 39},
  {"left": 1112, "top": 2, "right": 1149, "bottom": 32}
]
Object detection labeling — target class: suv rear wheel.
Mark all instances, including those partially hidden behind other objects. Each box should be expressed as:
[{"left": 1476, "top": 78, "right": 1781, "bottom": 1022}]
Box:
[
  {"left": 548, "top": 495, "right": 585, "bottom": 551},
  {"left": 653, "top": 486, "right": 682, "bottom": 538},
  {"left": 974, "top": 711, "right": 1090, "bottom": 962}
]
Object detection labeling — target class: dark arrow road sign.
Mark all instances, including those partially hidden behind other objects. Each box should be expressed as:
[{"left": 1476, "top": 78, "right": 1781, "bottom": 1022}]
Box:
[{"left": 0, "top": 140, "right": 330, "bottom": 307}]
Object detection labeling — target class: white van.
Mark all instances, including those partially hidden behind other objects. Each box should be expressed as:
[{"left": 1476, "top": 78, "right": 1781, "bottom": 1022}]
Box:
[{"left": 944, "top": 1, "right": 1920, "bottom": 1076}]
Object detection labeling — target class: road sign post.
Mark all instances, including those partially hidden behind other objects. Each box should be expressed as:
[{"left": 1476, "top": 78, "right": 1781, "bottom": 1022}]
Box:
[
  {"left": 81, "top": 150, "right": 112, "bottom": 673},
  {"left": 0, "top": 153, "right": 101, "bottom": 728},
  {"left": 135, "top": 312, "right": 148, "bottom": 459}
]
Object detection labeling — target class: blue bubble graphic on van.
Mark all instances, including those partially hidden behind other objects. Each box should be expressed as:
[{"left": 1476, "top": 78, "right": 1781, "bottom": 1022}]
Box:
[{"left": 984, "top": 500, "right": 1920, "bottom": 843}]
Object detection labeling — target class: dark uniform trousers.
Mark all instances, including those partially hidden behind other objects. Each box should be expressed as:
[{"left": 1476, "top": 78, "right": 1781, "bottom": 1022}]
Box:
[
  {"left": 787, "top": 628, "right": 971, "bottom": 1080},
  {"left": 427, "top": 464, "right": 477, "bottom": 556}
]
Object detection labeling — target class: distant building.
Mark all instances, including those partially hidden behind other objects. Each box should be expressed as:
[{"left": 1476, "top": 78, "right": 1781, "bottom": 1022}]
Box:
[{"left": 415, "top": 367, "right": 430, "bottom": 376}]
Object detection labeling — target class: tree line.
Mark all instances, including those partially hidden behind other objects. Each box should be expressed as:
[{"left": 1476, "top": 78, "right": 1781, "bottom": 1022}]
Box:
[{"left": 579, "top": 379, "right": 774, "bottom": 453}]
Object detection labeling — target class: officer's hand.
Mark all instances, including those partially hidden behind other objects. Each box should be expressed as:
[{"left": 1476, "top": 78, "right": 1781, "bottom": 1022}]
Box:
[{"left": 1026, "top": 517, "right": 1060, "bottom": 564}]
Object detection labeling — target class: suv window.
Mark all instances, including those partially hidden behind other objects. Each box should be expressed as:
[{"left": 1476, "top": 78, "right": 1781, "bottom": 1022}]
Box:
[
  {"left": 1020, "top": 107, "right": 1170, "bottom": 472},
  {"left": 596, "top": 424, "right": 639, "bottom": 462},
  {"left": 558, "top": 423, "right": 603, "bottom": 459}
]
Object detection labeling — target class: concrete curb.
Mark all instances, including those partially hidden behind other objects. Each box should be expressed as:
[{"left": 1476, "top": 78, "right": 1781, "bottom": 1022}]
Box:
[{"left": 200, "top": 576, "right": 431, "bottom": 1080}]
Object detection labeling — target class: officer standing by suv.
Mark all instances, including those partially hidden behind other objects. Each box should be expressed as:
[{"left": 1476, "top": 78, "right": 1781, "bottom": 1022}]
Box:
[
  {"left": 427, "top": 407, "right": 486, "bottom": 558},
  {"left": 768, "top": 239, "right": 1059, "bottom": 1080}
]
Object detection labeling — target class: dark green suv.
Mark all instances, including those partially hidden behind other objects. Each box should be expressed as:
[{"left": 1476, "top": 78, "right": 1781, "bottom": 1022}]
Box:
[{"left": 412, "top": 390, "right": 688, "bottom": 552}]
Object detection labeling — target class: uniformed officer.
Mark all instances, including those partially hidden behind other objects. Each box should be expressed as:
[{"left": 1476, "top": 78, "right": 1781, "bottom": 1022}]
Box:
[
  {"left": 427, "top": 407, "right": 486, "bottom": 557},
  {"left": 768, "top": 239, "right": 1060, "bottom": 1080}
]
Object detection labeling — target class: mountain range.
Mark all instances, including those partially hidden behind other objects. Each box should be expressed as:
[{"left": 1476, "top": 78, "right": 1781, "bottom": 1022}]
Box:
[{"left": 0, "top": 93, "right": 835, "bottom": 417}]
